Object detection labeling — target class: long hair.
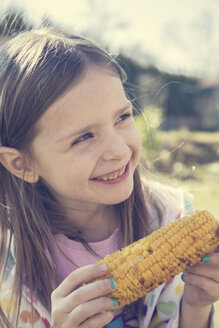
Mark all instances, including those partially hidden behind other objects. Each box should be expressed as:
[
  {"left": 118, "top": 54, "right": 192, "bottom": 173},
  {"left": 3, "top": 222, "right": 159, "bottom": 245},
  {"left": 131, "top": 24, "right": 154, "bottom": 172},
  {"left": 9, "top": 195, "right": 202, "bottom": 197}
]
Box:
[{"left": 0, "top": 28, "right": 157, "bottom": 327}]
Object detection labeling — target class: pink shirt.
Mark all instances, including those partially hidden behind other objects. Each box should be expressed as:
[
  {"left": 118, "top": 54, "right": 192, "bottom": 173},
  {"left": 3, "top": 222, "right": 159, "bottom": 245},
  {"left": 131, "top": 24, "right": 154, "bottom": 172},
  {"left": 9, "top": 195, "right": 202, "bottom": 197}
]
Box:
[
  {"left": 52, "top": 226, "right": 138, "bottom": 327},
  {"left": 52, "top": 226, "right": 123, "bottom": 282}
]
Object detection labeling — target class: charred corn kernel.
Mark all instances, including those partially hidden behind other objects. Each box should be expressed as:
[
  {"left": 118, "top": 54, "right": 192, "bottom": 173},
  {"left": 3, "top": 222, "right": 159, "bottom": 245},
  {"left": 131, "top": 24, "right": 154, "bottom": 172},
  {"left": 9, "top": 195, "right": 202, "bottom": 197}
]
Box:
[{"left": 91, "top": 210, "right": 219, "bottom": 308}]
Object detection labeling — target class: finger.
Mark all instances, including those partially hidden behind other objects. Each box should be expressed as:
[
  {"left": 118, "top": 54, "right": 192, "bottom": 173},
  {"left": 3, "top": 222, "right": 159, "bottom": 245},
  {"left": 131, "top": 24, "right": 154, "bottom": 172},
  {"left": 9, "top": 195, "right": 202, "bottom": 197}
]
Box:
[
  {"left": 208, "top": 252, "right": 219, "bottom": 265},
  {"left": 182, "top": 270, "right": 219, "bottom": 292},
  {"left": 211, "top": 246, "right": 219, "bottom": 254},
  {"left": 186, "top": 263, "right": 219, "bottom": 283},
  {"left": 79, "top": 311, "right": 114, "bottom": 328},
  {"left": 65, "top": 278, "right": 117, "bottom": 310},
  {"left": 52, "top": 263, "right": 108, "bottom": 298},
  {"left": 187, "top": 252, "right": 219, "bottom": 281},
  {"left": 72, "top": 296, "right": 117, "bottom": 326}
]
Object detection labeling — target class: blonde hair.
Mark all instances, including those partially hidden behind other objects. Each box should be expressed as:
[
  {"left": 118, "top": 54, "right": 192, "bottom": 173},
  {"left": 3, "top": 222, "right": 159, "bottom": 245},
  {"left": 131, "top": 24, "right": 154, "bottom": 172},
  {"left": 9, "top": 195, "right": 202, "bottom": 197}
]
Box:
[{"left": 0, "top": 27, "right": 156, "bottom": 327}]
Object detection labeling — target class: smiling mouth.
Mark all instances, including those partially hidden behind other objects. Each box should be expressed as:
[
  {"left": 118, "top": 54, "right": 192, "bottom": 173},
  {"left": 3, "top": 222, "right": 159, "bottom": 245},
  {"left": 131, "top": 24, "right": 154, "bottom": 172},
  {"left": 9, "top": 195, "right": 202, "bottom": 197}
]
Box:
[{"left": 93, "top": 164, "right": 127, "bottom": 181}]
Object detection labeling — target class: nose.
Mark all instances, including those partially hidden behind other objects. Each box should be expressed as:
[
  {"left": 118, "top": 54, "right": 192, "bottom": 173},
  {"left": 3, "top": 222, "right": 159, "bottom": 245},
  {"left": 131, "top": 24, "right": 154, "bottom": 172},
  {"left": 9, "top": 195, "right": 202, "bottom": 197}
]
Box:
[{"left": 101, "top": 132, "right": 130, "bottom": 162}]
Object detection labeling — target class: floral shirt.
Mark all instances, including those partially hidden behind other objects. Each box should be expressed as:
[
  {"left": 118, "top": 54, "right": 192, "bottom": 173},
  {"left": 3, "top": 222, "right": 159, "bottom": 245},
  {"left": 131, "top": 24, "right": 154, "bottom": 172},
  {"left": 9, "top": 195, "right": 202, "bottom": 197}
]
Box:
[{"left": 0, "top": 182, "right": 217, "bottom": 327}]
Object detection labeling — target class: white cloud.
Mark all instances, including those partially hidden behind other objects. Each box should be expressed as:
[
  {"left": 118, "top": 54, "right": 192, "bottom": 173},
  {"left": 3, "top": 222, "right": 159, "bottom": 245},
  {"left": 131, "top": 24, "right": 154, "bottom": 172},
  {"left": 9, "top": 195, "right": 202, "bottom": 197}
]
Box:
[{"left": 1, "top": 0, "right": 218, "bottom": 77}]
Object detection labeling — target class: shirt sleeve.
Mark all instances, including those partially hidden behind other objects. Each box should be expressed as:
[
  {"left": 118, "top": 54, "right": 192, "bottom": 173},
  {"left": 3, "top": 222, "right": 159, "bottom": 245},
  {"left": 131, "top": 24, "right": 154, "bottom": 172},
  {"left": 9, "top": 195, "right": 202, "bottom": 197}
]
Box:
[
  {"left": 1, "top": 290, "right": 51, "bottom": 328},
  {"left": 1, "top": 248, "right": 51, "bottom": 328}
]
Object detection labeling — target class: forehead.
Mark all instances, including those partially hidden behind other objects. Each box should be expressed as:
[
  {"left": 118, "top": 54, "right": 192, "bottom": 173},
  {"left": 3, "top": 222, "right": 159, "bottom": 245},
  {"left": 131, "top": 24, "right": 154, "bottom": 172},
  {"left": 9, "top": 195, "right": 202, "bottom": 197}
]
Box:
[{"left": 35, "top": 66, "right": 126, "bottom": 135}]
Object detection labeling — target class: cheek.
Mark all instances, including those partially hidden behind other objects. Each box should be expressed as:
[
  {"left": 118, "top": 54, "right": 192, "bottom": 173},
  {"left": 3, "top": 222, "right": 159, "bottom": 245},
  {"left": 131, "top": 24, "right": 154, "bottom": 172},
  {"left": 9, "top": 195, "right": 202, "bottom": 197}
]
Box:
[{"left": 69, "top": 158, "right": 95, "bottom": 184}]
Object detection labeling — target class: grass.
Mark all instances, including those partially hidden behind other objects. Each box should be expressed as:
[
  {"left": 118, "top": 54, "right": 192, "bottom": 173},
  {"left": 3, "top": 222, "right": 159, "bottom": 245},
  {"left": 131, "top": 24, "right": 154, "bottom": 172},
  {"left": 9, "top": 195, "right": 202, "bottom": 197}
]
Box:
[
  {"left": 139, "top": 129, "right": 219, "bottom": 325},
  {"left": 158, "top": 163, "right": 219, "bottom": 216}
]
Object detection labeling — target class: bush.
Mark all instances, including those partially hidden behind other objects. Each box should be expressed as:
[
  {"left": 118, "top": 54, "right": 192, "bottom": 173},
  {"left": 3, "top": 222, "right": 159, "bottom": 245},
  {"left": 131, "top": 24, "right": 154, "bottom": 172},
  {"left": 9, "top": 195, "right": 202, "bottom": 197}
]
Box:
[{"left": 134, "top": 106, "right": 164, "bottom": 163}]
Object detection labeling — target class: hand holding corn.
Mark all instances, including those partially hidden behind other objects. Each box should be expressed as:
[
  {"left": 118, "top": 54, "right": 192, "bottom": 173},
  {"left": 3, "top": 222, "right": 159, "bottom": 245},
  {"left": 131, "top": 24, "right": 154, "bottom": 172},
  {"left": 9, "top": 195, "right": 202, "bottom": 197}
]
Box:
[{"left": 92, "top": 210, "right": 219, "bottom": 308}]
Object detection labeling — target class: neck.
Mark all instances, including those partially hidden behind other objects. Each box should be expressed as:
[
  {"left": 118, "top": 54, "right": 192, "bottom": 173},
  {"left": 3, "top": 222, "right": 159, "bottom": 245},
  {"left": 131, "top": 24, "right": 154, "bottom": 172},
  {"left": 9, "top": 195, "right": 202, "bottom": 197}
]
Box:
[{"left": 64, "top": 204, "right": 119, "bottom": 242}]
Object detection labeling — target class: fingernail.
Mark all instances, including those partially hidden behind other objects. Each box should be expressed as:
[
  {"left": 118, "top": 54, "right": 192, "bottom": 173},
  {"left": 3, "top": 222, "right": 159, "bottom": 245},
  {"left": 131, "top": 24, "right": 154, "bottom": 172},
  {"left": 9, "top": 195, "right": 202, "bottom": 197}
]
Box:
[
  {"left": 202, "top": 254, "right": 210, "bottom": 263},
  {"left": 109, "top": 279, "right": 116, "bottom": 289},
  {"left": 181, "top": 273, "right": 184, "bottom": 280},
  {"left": 112, "top": 298, "right": 118, "bottom": 306}
]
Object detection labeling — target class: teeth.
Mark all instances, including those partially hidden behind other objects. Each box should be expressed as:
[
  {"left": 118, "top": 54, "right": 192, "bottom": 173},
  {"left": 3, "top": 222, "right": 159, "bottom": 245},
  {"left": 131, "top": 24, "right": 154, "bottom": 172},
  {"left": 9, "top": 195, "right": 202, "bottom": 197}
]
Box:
[
  {"left": 119, "top": 167, "right": 125, "bottom": 176},
  {"left": 98, "top": 166, "right": 126, "bottom": 181}
]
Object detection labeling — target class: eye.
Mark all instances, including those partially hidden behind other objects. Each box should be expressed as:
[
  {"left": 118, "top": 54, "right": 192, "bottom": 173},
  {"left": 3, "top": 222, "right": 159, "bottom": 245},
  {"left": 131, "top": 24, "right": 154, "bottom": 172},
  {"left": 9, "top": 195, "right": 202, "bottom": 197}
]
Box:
[
  {"left": 71, "top": 132, "right": 93, "bottom": 146},
  {"left": 115, "top": 112, "right": 132, "bottom": 125}
]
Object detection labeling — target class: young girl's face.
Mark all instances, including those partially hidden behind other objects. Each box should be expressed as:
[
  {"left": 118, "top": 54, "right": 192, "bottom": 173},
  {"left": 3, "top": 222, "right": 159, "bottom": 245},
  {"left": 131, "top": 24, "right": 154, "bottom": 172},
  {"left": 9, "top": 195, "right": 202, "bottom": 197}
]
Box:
[{"left": 31, "top": 66, "right": 141, "bottom": 212}]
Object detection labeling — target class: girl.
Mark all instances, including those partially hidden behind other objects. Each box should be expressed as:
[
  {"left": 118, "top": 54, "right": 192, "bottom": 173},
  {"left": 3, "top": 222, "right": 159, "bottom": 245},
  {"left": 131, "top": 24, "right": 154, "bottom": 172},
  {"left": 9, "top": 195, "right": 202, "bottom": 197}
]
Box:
[{"left": 0, "top": 27, "right": 218, "bottom": 328}]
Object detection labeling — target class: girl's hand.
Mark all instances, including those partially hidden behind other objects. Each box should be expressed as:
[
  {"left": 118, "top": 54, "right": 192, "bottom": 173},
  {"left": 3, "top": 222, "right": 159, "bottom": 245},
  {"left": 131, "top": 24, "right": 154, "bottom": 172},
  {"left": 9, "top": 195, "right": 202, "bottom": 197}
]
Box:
[
  {"left": 51, "top": 263, "right": 118, "bottom": 328},
  {"left": 182, "top": 245, "right": 219, "bottom": 308}
]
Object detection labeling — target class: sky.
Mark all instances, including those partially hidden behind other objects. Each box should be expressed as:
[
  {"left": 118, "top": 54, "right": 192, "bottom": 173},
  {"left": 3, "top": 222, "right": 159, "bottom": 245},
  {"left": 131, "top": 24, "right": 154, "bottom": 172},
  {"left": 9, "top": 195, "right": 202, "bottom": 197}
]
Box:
[{"left": 1, "top": 0, "right": 219, "bottom": 79}]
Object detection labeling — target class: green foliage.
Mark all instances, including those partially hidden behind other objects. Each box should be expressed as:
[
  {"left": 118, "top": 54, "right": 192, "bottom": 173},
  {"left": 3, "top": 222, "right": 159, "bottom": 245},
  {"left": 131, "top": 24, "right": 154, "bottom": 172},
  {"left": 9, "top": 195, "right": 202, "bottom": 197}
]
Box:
[{"left": 134, "top": 106, "right": 164, "bottom": 162}]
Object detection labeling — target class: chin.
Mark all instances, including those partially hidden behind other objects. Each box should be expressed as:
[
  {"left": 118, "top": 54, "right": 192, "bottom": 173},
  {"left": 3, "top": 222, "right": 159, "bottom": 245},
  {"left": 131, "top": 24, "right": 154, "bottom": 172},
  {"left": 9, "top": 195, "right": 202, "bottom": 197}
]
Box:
[{"left": 106, "top": 188, "right": 133, "bottom": 205}]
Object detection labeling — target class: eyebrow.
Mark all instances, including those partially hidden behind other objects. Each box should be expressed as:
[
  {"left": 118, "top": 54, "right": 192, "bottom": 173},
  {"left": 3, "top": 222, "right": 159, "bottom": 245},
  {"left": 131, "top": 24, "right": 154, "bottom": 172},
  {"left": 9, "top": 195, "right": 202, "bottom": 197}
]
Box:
[{"left": 57, "top": 102, "right": 132, "bottom": 142}]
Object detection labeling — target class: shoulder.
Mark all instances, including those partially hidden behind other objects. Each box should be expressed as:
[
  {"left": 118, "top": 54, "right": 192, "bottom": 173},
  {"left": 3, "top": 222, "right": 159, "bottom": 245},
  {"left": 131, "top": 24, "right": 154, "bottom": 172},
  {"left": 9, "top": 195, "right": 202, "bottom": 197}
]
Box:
[{"left": 142, "top": 179, "right": 195, "bottom": 230}]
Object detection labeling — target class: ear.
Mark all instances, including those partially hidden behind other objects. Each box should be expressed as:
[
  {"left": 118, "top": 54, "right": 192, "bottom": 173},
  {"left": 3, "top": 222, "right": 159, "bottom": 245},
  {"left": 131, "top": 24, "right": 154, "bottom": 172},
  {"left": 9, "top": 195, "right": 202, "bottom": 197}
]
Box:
[{"left": 0, "top": 147, "right": 39, "bottom": 183}]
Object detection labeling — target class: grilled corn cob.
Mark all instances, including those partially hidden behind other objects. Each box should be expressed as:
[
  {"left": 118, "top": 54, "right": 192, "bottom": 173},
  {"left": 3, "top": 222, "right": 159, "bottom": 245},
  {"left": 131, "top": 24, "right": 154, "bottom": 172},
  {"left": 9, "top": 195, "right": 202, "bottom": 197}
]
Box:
[{"left": 94, "top": 210, "right": 219, "bottom": 308}]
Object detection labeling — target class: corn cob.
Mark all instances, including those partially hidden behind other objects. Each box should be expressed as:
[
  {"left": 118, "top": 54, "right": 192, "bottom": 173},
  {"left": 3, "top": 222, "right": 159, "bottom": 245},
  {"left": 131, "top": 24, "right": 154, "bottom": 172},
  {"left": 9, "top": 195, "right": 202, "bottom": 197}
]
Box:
[{"left": 93, "top": 210, "right": 219, "bottom": 308}]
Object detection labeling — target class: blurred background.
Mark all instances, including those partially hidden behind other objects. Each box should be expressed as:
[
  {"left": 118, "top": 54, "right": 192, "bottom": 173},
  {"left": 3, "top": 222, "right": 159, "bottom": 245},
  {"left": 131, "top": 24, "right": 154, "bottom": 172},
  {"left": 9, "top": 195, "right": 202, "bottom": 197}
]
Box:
[{"left": 1, "top": 0, "right": 219, "bottom": 322}]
